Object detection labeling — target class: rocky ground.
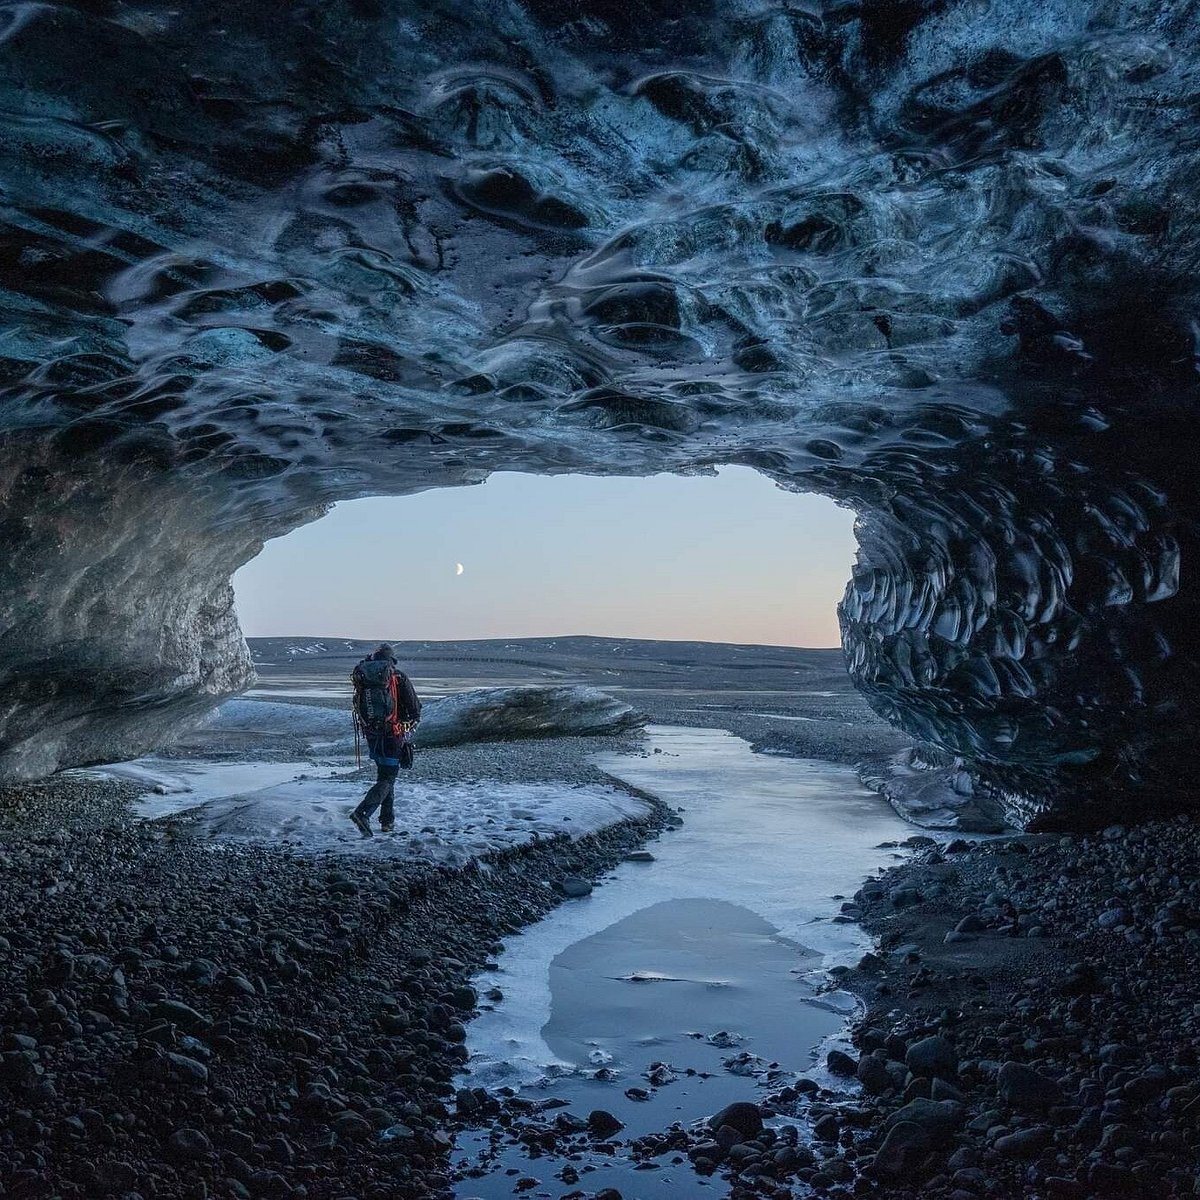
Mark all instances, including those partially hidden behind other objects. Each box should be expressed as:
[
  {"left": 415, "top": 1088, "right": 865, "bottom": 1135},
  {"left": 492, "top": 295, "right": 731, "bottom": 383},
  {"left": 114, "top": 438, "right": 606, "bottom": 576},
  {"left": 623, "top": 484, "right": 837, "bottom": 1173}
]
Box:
[
  {"left": 0, "top": 772, "right": 671, "bottom": 1200},
  {"left": 649, "top": 820, "right": 1200, "bottom": 1199}
]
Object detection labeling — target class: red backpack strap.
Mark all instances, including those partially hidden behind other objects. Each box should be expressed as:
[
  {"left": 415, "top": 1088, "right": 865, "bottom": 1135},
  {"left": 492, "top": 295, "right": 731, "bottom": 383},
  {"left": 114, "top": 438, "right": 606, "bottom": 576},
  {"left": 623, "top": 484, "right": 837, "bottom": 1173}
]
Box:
[{"left": 386, "top": 667, "right": 401, "bottom": 734}]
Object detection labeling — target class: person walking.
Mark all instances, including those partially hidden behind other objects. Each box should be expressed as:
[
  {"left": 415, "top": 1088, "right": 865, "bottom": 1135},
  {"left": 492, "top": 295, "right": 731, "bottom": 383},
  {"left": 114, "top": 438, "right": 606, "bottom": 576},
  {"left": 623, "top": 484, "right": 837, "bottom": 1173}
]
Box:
[{"left": 349, "top": 644, "right": 421, "bottom": 835}]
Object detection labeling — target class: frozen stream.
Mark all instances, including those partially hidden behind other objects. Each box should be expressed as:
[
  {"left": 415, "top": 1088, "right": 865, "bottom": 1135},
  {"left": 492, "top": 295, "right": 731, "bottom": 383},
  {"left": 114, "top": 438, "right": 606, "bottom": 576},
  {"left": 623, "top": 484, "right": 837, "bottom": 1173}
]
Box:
[{"left": 453, "top": 725, "right": 916, "bottom": 1198}]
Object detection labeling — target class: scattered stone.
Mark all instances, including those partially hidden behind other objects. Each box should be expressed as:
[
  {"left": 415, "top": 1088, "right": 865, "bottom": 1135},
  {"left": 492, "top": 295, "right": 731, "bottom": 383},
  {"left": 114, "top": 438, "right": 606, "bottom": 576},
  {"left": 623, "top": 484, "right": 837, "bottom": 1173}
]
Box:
[
  {"left": 167, "top": 1128, "right": 212, "bottom": 1159},
  {"left": 708, "top": 1102, "right": 762, "bottom": 1139},
  {"left": 995, "top": 1125, "right": 1051, "bottom": 1158},
  {"left": 871, "top": 1120, "right": 931, "bottom": 1179},
  {"left": 813, "top": 1113, "right": 840, "bottom": 1141},
  {"left": 996, "top": 1060, "right": 1062, "bottom": 1113},
  {"left": 827, "top": 1048, "right": 858, "bottom": 1077},
  {"left": 557, "top": 875, "right": 593, "bottom": 898},
  {"left": 588, "top": 1109, "right": 624, "bottom": 1138},
  {"left": 881, "top": 1098, "right": 964, "bottom": 1147},
  {"left": 905, "top": 1034, "right": 959, "bottom": 1079}
]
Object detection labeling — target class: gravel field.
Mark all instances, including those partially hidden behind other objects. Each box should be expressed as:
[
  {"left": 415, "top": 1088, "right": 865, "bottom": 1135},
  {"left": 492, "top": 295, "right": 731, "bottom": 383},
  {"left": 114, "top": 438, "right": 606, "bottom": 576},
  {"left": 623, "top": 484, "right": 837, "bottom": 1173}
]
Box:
[{"left": 0, "top": 767, "right": 672, "bottom": 1200}]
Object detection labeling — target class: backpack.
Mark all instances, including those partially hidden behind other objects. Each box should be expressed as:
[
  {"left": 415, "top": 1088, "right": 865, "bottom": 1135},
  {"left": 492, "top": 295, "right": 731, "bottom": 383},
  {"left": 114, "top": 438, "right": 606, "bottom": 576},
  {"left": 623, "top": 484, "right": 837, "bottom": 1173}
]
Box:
[{"left": 352, "top": 657, "right": 400, "bottom": 734}]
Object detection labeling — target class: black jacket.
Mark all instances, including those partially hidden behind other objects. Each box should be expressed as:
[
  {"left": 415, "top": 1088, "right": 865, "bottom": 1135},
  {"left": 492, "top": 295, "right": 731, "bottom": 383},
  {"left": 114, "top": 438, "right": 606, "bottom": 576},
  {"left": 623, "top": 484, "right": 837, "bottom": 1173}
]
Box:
[{"left": 393, "top": 667, "right": 421, "bottom": 722}]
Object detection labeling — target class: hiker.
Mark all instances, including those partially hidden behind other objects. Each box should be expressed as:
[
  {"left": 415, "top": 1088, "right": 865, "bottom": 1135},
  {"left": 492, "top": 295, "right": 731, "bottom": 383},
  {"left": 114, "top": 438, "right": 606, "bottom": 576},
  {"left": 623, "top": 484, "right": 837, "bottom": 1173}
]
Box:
[{"left": 349, "top": 644, "right": 421, "bottom": 836}]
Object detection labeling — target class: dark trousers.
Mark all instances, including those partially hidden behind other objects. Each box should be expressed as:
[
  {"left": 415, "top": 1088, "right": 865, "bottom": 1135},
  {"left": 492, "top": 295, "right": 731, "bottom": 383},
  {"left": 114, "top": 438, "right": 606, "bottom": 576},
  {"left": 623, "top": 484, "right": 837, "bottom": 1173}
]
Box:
[{"left": 355, "top": 761, "right": 399, "bottom": 824}]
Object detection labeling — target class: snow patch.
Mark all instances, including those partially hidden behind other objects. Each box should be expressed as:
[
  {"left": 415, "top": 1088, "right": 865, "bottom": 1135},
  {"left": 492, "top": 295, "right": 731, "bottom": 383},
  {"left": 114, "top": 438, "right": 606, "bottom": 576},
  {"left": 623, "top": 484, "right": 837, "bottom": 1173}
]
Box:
[{"left": 188, "top": 778, "right": 651, "bottom": 864}]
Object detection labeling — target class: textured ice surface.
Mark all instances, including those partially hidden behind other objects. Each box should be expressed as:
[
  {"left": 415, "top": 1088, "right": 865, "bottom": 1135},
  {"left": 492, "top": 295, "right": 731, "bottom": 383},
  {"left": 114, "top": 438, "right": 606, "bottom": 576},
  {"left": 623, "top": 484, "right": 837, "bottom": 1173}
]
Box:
[
  {"left": 204, "top": 700, "right": 351, "bottom": 742},
  {"left": 74, "top": 759, "right": 350, "bottom": 821},
  {"left": 0, "top": 0, "right": 1198, "bottom": 823},
  {"left": 416, "top": 685, "right": 644, "bottom": 746}
]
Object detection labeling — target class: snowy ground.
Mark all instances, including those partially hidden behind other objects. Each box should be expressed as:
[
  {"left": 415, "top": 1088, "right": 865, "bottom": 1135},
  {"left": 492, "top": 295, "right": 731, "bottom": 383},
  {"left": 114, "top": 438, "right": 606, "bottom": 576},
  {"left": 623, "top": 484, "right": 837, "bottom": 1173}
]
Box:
[
  {"left": 187, "top": 777, "right": 650, "bottom": 864},
  {"left": 74, "top": 684, "right": 652, "bottom": 864},
  {"left": 78, "top": 755, "right": 652, "bottom": 865}
]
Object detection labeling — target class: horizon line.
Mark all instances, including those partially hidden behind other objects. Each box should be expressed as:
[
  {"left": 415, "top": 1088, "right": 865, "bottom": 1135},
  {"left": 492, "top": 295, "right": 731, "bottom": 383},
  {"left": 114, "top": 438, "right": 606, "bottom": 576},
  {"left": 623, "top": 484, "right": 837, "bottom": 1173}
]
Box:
[{"left": 245, "top": 632, "right": 845, "bottom": 652}]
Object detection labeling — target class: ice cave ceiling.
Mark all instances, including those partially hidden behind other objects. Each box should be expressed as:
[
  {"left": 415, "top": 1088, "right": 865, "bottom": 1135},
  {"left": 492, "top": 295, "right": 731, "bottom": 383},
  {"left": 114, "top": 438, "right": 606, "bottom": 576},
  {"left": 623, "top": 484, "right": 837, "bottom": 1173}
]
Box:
[{"left": 0, "top": 0, "right": 1197, "bottom": 825}]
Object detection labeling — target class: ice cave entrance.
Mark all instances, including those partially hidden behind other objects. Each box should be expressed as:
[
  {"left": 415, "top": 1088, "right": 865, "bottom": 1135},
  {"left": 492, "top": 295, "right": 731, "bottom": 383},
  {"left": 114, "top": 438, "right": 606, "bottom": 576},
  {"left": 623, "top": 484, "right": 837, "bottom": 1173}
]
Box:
[{"left": 232, "top": 467, "right": 856, "bottom": 648}]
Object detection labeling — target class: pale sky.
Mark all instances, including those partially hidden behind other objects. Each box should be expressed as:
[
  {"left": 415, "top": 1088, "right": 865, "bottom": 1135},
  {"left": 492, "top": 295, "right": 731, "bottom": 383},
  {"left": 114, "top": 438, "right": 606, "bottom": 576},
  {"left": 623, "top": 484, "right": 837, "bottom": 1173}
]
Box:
[{"left": 233, "top": 467, "right": 858, "bottom": 647}]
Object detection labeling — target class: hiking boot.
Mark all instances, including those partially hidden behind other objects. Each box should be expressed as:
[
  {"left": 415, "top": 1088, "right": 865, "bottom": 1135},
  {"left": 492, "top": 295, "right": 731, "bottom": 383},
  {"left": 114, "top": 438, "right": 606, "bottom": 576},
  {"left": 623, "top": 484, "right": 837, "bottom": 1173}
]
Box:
[
  {"left": 380, "top": 820, "right": 395, "bottom": 832},
  {"left": 349, "top": 812, "right": 373, "bottom": 837}
]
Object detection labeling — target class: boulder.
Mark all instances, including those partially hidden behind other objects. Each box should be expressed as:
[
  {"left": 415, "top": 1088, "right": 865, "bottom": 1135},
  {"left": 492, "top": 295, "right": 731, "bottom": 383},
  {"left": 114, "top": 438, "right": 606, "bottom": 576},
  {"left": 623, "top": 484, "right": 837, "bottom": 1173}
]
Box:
[
  {"left": 881, "top": 1098, "right": 965, "bottom": 1148},
  {"left": 827, "top": 1049, "right": 858, "bottom": 1077},
  {"left": 906, "top": 1035, "right": 959, "bottom": 1079},
  {"left": 870, "top": 1121, "right": 931, "bottom": 1179},
  {"left": 996, "top": 1061, "right": 1063, "bottom": 1113},
  {"left": 708, "top": 1102, "right": 762, "bottom": 1139}
]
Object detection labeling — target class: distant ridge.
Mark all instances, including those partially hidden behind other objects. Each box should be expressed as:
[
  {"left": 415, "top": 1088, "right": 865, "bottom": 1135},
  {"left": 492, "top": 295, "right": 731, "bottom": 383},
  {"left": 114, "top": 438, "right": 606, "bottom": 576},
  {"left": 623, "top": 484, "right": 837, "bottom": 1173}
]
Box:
[{"left": 246, "top": 633, "right": 842, "bottom": 654}]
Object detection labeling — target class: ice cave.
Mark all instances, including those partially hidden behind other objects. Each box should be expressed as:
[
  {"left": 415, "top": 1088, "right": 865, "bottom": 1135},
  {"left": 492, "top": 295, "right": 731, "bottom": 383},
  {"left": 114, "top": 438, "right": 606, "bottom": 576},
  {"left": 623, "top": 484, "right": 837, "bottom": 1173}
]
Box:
[{"left": 0, "top": 0, "right": 1196, "bottom": 829}]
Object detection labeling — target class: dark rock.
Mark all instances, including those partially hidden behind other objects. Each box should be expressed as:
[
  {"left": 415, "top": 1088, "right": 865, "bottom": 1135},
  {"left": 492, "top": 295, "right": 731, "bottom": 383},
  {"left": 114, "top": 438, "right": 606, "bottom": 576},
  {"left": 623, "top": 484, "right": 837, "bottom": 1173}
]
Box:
[
  {"left": 708, "top": 1101, "right": 762, "bottom": 1139},
  {"left": 857, "top": 1054, "right": 893, "bottom": 1095},
  {"left": 557, "top": 876, "right": 593, "bottom": 898},
  {"left": 152, "top": 999, "right": 211, "bottom": 1030},
  {"left": 331, "top": 1111, "right": 373, "bottom": 1141},
  {"left": 167, "top": 1127, "right": 212, "bottom": 1159},
  {"left": 995, "top": 1125, "right": 1051, "bottom": 1158},
  {"left": 814, "top": 1113, "right": 840, "bottom": 1141},
  {"left": 447, "top": 985, "right": 477, "bottom": 1011},
  {"left": 931, "top": 1077, "right": 965, "bottom": 1103},
  {"left": 144, "top": 1051, "right": 208, "bottom": 1085},
  {"left": 906, "top": 1034, "right": 959, "bottom": 1079},
  {"left": 827, "top": 1048, "right": 859, "bottom": 1077},
  {"left": 996, "top": 1060, "right": 1063, "bottom": 1112},
  {"left": 870, "top": 1120, "right": 931, "bottom": 1179},
  {"left": 588, "top": 1109, "right": 624, "bottom": 1138},
  {"left": 881, "top": 1098, "right": 964, "bottom": 1147}
]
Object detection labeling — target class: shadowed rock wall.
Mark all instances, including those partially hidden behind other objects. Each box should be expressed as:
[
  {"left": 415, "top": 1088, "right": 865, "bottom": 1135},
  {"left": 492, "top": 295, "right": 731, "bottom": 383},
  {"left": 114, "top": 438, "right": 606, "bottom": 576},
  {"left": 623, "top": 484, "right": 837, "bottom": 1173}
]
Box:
[{"left": 0, "top": 0, "right": 1197, "bottom": 823}]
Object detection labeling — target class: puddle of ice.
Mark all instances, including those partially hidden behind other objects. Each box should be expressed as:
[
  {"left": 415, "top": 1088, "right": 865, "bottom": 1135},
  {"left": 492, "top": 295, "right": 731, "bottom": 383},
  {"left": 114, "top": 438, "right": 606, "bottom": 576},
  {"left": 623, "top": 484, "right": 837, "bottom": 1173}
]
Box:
[
  {"left": 452, "top": 725, "right": 914, "bottom": 1197},
  {"left": 72, "top": 759, "right": 352, "bottom": 820}
]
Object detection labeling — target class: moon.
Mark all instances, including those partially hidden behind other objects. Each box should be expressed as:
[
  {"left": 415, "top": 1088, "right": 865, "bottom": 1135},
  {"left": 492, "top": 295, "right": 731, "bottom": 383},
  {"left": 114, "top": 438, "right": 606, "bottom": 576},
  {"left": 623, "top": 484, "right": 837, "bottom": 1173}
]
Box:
[{"left": 455, "top": 562, "right": 464, "bottom": 576}]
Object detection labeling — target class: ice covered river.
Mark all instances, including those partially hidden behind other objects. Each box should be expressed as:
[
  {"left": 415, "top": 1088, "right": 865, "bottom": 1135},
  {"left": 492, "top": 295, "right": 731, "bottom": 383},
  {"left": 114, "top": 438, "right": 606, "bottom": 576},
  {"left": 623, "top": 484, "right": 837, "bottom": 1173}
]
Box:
[{"left": 452, "top": 725, "right": 915, "bottom": 1198}]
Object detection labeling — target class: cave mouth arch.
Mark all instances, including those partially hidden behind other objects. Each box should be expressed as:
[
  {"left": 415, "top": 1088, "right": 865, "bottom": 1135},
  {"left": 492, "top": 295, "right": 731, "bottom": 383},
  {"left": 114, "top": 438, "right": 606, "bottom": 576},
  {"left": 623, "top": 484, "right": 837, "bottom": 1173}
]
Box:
[{"left": 1, "top": 425, "right": 1188, "bottom": 834}]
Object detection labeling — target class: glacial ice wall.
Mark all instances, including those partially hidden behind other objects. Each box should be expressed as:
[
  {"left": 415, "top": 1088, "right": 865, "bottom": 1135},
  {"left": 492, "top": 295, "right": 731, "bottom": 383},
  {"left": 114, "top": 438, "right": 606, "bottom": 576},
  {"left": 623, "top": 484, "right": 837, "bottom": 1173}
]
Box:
[{"left": 0, "top": 0, "right": 1197, "bottom": 824}]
